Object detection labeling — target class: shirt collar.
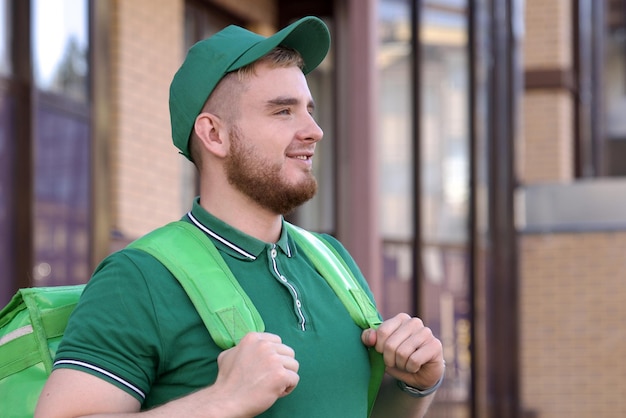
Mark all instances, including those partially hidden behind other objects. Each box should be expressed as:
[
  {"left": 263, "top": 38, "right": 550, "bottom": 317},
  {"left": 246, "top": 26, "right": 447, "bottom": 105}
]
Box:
[{"left": 185, "top": 197, "right": 293, "bottom": 260}]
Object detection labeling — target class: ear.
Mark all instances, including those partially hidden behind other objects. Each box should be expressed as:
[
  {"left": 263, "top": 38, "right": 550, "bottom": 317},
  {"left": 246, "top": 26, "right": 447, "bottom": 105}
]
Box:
[{"left": 193, "top": 112, "right": 229, "bottom": 158}]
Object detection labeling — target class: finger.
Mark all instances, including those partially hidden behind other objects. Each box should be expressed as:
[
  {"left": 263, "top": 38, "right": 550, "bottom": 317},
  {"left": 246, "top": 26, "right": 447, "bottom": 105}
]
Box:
[
  {"left": 276, "top": 357, "right": 300, "bottom": 398},
  {"left": 235, "top": 332, "right": 282, "bottom": 350},
  {"left": 280, "top": 371, "right": 300, "bottom": 397},
  {"left": 378, "top": 316, "right": 420, "bottom": 367},
  {"left": 361, "top": 328, "right": 376, "bottom": 347},
  {"left": 374, "top": 313, "right": 410, "bottom": 352},
  {"left": 274, "top": 343, "right": 296, "bottom": 358},
  {"left": 398, "top": 328, "right": 439, "bottom": 373},
  {"left": 282, "top": 355, "right": 300, "bottom": 373}
]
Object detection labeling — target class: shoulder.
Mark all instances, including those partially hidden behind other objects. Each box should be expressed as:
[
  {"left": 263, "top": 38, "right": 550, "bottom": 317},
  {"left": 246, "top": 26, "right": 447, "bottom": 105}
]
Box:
[
  {"left": 80, "top": 247, "right": 186, "bottom": 316},
  {"left": 93, "top": 247, "right": 172, "bottom": 279}
]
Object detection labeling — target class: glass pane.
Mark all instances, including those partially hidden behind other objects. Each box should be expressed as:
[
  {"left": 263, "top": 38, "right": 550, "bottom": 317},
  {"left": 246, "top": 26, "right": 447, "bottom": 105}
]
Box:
[
  {"left": 420, "top": 0, "right": 471, "bottom": 415},
  {"left": 32, "top": 0, "right": 91, "bottom": 287},
  {"left": 32, "top": 0, "right": 88, "bottom": 101},
  {"left": 0, "top": 0, "right": 10, "bottom": 76},
  {"left": 604, "top": 1, "right": 626, "bottom": 175},
  {"left": 33, "top": 101, "right": 91, "bottom": 286},
  {"left": 378, "top": 0, "right": 414, "bottom": 320},
  {"left": 294, "top": 42, "right": 335, "bottom": 234},
  {"left": 0, "top": 91, "right": 15, "bottom": 305}
]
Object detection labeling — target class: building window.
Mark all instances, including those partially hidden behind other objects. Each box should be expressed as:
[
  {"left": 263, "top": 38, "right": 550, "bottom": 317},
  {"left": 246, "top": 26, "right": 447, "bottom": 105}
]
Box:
[
  {"left": 378, "top": 0, "right": 414, "bottom": 319},
  {"left": 32, "top": 0, "right": 91, "bottom": 286},
  {"left": 0, "top": 0, "right": 10, "bottom": 76},
  {"left": 604, "top": 0, "right": 626, "bottom": 175},
  {"left": 0, "top": 0, "right": 14, "bottom": 302},
  {"left": 419, "top": 0, "right": 471, "bottom": 412}
]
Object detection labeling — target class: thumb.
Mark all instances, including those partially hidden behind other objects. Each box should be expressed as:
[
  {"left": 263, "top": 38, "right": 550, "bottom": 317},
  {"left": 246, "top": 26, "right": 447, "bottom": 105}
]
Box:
[{"left": 361, "top": 328, "right": 377, "bottom": 347}]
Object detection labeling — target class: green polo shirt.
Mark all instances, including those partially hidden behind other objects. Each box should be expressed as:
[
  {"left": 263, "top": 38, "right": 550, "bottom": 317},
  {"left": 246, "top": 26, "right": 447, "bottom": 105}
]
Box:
[{"left": 55, "top": 199, "right": 376, "bottom": 416}]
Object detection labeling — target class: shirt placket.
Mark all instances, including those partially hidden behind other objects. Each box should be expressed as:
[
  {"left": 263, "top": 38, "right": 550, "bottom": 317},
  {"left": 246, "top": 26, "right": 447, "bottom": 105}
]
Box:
[{"left": 268, "top": 244, "right": 307, "bottom": 331}]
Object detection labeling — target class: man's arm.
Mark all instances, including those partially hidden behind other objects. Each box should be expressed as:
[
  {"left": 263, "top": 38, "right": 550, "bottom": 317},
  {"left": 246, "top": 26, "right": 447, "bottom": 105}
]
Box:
[
  {"left": 362, "top": 313, "right": 445, "bottom": 418},
  {"left": 35, "top": 332, "right": 299, "bottom": 418}
]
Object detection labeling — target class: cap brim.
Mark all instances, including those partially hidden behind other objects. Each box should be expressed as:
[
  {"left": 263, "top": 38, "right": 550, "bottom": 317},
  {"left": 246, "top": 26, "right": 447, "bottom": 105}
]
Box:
[{"left": 228, "top": 16, "right": 330, "bottom": 75}]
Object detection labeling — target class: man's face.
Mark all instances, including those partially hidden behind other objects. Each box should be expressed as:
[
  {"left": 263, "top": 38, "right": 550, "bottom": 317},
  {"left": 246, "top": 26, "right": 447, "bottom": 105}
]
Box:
[{"left": 223, "top": 63, "right": 324, "bottom": 215}]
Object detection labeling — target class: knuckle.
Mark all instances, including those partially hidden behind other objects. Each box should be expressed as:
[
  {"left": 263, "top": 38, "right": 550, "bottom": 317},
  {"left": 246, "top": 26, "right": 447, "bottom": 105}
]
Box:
[{"left": 408, "top": 316, "right": 425, "bottom": 328}]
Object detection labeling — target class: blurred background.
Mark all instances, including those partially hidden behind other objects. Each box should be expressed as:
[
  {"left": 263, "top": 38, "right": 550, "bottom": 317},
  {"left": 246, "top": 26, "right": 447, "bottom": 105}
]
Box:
[{"left": 1, "top": 0, "right": 625, "bottom": 417}]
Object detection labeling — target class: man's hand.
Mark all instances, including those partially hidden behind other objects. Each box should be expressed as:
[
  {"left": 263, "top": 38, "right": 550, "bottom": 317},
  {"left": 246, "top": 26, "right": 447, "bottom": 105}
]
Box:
[
  {"left": 35, "top": 332, "right": 299, "bottom": 418},
  {"left": 211, "top": 332, "right": 300, "bottom": 415},
  {"left": 362, "top": 313, "right": 444, "bottom": 391}
]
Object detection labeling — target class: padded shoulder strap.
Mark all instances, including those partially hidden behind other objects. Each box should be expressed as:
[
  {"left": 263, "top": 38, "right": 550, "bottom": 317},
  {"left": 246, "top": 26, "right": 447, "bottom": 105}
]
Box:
[
  {"left": 284, "top": 223, "right": 384, "bottom": 416},
  {"left": 127, "top": 221, "right": 264, "bottom": 349},
  {"left": 284, "top": 223, "right": 381, "bottom": 329},
  {"left": 130, "top": 220, "right": 384, "bottom": 415}
]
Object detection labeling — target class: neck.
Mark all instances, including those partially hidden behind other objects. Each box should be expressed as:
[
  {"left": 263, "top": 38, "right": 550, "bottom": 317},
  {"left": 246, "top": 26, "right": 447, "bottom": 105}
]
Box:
[{"left": 198, "top": 183, "right": 283, "bottom": 243}]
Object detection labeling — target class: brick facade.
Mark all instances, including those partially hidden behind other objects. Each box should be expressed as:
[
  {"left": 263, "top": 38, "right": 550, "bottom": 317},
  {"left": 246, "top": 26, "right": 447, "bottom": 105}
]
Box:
[
  {"left": 520, "top": 232, "right": 626, "bottom": 417},
  {"left": 109, "top": 0, "right": 186, "bottom": 241},
  {"left": 524, "top": 0, "right": 572, "bottom": 69},
  {"left": 519, "top": 1, "right": 626, "bottom": 417},
  {"left": 521, "top": 91, "right": 574, "bottom": 182}
]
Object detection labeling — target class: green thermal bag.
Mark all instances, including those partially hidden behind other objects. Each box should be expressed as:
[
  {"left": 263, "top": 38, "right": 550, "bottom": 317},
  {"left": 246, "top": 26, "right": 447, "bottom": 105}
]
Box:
[{"left": 0, "top": 221, "right": 383, "bottom": 417}]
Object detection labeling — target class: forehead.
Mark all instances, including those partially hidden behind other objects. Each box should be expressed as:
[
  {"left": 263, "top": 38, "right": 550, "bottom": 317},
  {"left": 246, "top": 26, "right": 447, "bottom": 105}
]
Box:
[{"left": 241, "top": 63, "right": 312, "bottom": 102}]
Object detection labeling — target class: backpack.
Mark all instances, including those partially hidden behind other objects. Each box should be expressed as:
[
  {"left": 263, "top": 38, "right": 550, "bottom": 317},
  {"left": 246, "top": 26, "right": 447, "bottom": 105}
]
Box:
[{"left": 0, "top": 221, "right": 384, "bottom": 417}]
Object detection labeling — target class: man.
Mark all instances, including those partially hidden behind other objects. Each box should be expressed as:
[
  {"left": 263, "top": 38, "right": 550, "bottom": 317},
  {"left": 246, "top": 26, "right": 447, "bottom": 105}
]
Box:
[{"left": 35, "top": 16, "right": 444, "bottom": 417}]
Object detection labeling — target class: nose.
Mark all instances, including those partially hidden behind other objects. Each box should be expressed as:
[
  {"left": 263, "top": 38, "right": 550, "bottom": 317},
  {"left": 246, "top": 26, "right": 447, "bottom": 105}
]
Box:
[{"left": 300, "top": 113, "right": 324, "bottom": 143}]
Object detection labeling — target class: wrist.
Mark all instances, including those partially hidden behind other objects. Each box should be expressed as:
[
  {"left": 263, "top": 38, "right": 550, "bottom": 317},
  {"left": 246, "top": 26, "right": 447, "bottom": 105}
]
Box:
[{"left": 397, "top": 373, "right": 444, "bottom": 398}]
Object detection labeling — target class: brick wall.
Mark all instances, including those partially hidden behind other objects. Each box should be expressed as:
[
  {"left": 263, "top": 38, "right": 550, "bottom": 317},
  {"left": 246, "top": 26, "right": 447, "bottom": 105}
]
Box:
[
  {"left": 519, "top": 231, "right": 626, "bottom": 417},
  {"left": 110, "top": 0, "right": 186, "bottom": 240},
  {"left": 518, "top": 2, "right": 626, "bottom": 417},
  {"left": 523, "top": 0, "right": 572, "bottom": 69},
  {"left": 521, "top": 91, "right": 574, "bottom": 182},
  {"left": 521, "top": 0, "right": 574, "bottom": 184}
]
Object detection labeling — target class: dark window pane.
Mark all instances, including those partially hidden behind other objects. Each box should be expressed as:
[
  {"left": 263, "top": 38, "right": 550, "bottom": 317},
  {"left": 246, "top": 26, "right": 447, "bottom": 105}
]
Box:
[
  {"left": 33, "top": 98, "right": 90, "bottom": 286},
  {"left": 0, "top": 91, "right": 14, "bottom": 305},
  {"left": 379, "top": 0, "right": 414, "bottom": 319},
  {"left": 604, "top": 0, "right": 626, "bottom": 175},
  {"left": 419, "top": 0, "right": 472, "bottom": 412}
]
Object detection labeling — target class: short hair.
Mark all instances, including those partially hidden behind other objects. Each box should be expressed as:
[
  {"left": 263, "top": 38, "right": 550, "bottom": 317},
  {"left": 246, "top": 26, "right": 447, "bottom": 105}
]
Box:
[{"left": 189, "top": 47, "right": 304, "bottom": 167}]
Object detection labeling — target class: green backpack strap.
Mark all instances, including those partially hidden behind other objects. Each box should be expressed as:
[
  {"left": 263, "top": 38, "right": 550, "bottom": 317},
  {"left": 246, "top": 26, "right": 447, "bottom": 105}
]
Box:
[
  {"left": 130, "top": 220, "right": 384, "bottom": 415},
  {"left": 284, "top": 223, "right": 381, "bottom": 329},
  {"left": 285, "top": 223, "right": 385, "bottom": 416},
  {"left": 127, "top": 221, "right": 264, "bottom": 349}
]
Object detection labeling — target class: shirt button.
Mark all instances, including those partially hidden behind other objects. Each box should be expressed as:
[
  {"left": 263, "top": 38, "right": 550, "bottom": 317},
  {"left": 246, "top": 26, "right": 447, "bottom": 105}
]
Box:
[{"left": 271, "top": 248, "right": 277, "bottom": 258}]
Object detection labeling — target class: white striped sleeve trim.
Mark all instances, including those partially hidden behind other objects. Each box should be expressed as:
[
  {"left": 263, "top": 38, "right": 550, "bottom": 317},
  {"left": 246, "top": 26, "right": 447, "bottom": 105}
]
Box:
[{"left": 54, "top": 359, "right": 146, "bottom": 399}]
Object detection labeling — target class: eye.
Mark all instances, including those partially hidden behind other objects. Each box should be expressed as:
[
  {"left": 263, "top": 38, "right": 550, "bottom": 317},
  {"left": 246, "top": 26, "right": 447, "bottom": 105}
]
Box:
[{"left": 275, "top": 108, "right": 291, "bottom": 115}]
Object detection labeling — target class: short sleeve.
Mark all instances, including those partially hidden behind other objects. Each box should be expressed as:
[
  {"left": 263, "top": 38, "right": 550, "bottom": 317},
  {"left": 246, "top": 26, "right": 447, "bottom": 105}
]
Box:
[{"left": 54, "top": 249, "right": 168, "bottom": 402}]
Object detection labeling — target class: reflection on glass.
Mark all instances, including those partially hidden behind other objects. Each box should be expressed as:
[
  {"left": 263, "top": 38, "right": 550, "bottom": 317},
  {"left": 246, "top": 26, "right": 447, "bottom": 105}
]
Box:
[
  {"left": 32, "top": 0, "right": 88, "bottom": 101},
  {"left": 32, "top": 0, "right": 91, "bottom": 287},
  {"left": 378, "top": 0, "right": 414, "bottom": 319},
  {"left": 0, "top": 94, "right": 15, "bottom": 306},
  {"left": 420, "top": 0, "right": 472, "bottom": 412},
  {"left": 296, "top": 54, "right": 336, "bottom": 234},
  {"left": 33, "top": 101, "right": 91, "bottom": 287},
  {"left": 0, "top": 0, "right": 10, "bottom": 76},
  {"left": 604, "top": 7, "right": 626, "bottom": 176}
]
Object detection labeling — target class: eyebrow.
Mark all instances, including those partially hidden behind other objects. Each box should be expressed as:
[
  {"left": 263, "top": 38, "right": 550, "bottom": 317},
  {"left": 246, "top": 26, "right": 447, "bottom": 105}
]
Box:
[{"left": 265, "top": 96, "right": 316, "bottom": 112}]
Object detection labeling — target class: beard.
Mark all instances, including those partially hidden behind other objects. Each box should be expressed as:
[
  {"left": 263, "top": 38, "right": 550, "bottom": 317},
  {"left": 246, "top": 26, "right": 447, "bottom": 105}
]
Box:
[{"left": 224, "top": 127, "right": 318, "bottom": 215}]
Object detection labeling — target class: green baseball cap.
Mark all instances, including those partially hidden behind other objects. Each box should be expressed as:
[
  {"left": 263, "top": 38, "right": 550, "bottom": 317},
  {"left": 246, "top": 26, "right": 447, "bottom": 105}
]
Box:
[{"left": 169, "top": 16, "right": 331, "bottom": 160}]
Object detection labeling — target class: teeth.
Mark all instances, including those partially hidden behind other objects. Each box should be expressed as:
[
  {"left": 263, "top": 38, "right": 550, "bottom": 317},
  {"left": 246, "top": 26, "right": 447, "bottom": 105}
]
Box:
[{"left": 295, "top": 155, "right": 308, "bottom": 160}]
